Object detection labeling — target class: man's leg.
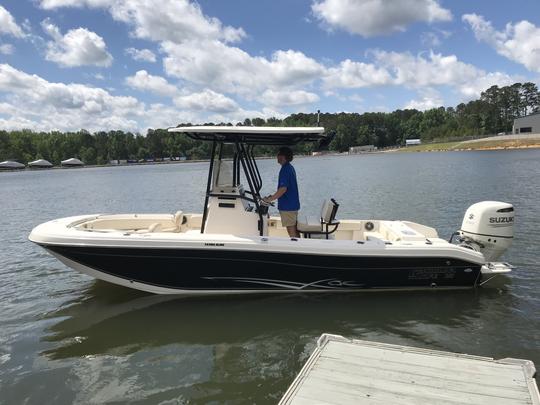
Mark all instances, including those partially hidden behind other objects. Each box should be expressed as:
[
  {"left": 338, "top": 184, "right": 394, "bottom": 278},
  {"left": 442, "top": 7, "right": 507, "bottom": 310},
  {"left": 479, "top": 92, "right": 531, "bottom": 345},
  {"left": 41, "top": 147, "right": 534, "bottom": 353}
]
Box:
[{"left": 286, "top": 225, "right": 300, "bottom": 238}]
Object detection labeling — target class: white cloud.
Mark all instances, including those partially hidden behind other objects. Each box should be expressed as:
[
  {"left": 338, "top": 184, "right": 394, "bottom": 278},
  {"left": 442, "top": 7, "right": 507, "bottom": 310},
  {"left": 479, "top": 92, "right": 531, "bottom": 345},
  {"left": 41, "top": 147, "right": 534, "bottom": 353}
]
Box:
[
  {"left": 40, "top": 0, "right": 245, "bottom": 44},
  {"left": 27, "top": 0, "right": 527, "bottom": 122},
  {"left": 0, "top": 5, "right": 25, "bottom": 38},
  {"left": 144, "top": 102, "right": 198, "bottom": 128},
  {"left": 458, "top": 72, "right": 517, "bottom": 100},
  {"left": 0, "top": 44, "right": 14, "bottom": 55},
  {"left": 322, "top": 50, "right": 518, "bottom": 100},
  {"left": 41, "top": 19, "right": 113, "bottom": 67},
  {"left": 267, "top": 50, "right": 325, "bottom": 87},
  {"left": 125, "top": 70, "right": 177, "bottom": 96},
  {"left": 37, "top": 0, "right": 322, "bottom": 98},
  {"left": 125, "top": 47, "right": 156, "bottom": 62},
  {"left": 174, "top": 89, "right": 239, "bottom": 113},
  {"left": 0, "top": 63, "right": 143, "bottom": 131},
  {"left": 420, "top": 29, "right": 451, "bottom": 47},
  {"left": 312, "top": 0, "right": 451, "bottom": 37},
  {"left": 404, "top": 88, "right": 443, "bottom": 110},
  {"left": 373, "top": 50, "right": 479, "bottom": 87},
  {"left": 40, "top": 0, "right": 114, "bottom": 8},
  {"left": 463, "top": 14, "right": 540, "bottom": 73},
  {"left": 163, "top": 40, "right": 324, "bottom": 96},
  {"left": 209, "top": 107, "right": 288, "bottom": 125},
  {"left": 110, "top": 0, "right": 245, "bottom": 44},
  {"left": 323, "top": 50, "right": 479, "bottom": 89},
  {"left": 260, "top": 89, "right": 319, "bottom": 106},
  {"left": 0, "top": 63, "right": 288, "bottom": 131},
  {"left": 324, "top": 59, "right": 392, "bottom": 88}
]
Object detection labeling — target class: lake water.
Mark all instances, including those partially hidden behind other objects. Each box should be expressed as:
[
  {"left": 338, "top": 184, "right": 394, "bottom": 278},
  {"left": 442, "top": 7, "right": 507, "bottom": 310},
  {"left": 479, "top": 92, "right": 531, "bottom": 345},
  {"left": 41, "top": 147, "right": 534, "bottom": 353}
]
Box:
[{"left": 0, "top": 150, "right": 539, "bottom": 404}]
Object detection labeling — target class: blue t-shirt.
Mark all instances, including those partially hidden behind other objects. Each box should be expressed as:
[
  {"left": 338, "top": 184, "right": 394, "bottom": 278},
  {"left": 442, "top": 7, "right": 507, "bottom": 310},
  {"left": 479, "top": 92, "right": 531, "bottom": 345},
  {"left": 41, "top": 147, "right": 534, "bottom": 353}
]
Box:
[{"left": 277, "top": 162, "right": 300, "bottom": 211}]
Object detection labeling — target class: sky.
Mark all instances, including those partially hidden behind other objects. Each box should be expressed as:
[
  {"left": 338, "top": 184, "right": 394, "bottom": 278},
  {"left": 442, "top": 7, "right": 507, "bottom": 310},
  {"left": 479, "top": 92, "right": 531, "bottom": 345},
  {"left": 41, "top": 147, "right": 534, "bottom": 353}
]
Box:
[{"left": 0, "top": 0, "right": 539, "bottom": 133}]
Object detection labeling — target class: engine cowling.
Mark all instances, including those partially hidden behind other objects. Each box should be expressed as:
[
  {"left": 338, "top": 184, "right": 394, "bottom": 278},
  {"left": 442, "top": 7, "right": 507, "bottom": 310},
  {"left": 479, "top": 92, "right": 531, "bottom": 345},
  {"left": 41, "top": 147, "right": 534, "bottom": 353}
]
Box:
[{"left": 459, "top": 201, "right": 514, "bottom": 262}]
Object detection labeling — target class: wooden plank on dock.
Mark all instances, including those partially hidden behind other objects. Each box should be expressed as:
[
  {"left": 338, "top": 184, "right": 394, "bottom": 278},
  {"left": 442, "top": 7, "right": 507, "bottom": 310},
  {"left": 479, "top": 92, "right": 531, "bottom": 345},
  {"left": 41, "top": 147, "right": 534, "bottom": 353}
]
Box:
[{"left": 280, "top": 334, "right": 540, "bottom": 405}]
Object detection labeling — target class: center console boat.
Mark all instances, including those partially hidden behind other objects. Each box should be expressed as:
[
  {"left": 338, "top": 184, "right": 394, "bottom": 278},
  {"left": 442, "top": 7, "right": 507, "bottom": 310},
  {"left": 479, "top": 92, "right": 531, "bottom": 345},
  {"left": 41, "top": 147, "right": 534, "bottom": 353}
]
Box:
[{"left": 29, "top": 126, "right": 515, "bottom": 294}]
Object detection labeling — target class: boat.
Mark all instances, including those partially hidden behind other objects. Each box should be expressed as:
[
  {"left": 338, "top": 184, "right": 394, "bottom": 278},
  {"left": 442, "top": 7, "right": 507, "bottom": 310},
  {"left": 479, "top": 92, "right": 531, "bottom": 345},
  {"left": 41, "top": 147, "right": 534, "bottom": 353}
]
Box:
[
  {"left": 29, "top": 126, "right": 515, "bottom": 294},
  {"left": 0, "top": 160, "right": 25, "bottom": 170},
  {"left": 28, "top": 159, "right": 53, "bottom": 168},
  {"left": 61, "top": 157, "right": 84, "bottom": 167}
]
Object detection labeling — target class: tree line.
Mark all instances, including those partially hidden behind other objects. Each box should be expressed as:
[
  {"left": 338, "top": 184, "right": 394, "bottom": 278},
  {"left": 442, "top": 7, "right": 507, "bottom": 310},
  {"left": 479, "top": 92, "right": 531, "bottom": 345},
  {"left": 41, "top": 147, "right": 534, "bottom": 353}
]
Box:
[{"left": 1, "top": 82, "right": 538, "bottom": 164}]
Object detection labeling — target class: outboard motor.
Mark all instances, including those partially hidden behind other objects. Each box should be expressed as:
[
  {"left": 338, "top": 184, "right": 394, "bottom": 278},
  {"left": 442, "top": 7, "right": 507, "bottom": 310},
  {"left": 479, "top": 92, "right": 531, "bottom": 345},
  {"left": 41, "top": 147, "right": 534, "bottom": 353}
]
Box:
[{"left": 459, "top": 201, "right": 514, "bottom": 262}]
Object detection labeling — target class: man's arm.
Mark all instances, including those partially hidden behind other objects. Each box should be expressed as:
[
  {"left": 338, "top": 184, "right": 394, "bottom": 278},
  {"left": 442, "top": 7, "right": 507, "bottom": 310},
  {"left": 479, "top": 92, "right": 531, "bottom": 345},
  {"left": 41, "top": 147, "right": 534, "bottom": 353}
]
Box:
[{"left": 264, "top": 186, "right": 287, "bottom": 202}]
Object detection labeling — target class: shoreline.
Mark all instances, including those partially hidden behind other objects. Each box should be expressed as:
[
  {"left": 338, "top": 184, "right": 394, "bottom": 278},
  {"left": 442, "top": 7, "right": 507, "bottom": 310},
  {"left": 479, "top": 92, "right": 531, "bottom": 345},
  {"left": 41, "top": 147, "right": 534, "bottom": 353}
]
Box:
[
  {"left": 386, "top": 134, "right": 540, "bottom": 153},
  {"left": 2, "top": 137, "right": 540, "bottom": 172}
]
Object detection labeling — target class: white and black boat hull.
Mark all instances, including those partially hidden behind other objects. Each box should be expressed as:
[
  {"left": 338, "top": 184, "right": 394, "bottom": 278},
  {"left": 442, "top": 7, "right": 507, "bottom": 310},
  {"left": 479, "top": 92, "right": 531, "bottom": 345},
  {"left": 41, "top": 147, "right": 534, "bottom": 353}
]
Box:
[{"left": 43, "top": 244, "right": 483, "bottom": 294}]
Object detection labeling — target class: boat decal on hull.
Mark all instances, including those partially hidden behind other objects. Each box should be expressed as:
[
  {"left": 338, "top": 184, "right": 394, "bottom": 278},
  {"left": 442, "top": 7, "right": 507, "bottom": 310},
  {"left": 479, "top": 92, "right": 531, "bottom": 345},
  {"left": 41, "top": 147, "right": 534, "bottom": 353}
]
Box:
[{"left": 202, "top": 277, "right": 365, "bottom": 290}]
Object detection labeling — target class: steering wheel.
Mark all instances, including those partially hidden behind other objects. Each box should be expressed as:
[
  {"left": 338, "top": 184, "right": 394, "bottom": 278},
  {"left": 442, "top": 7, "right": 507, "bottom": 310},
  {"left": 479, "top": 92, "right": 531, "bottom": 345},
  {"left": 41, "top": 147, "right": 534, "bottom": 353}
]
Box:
[{"left": 259, "top": 197, "right": 275, "bottom": 207}]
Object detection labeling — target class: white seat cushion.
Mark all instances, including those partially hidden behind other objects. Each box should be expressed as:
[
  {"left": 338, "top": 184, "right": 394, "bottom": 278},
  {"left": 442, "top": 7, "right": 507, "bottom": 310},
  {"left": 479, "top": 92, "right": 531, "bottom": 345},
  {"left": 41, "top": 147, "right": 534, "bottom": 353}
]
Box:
[
  {"left": 297, "top": 215, "right": 322, "bottom": 232},
  {"left": 148, "top": 223, "right": 162, "bottom": 233},
  {"left": 174, "top": 210, "right": 184, "bottom": 227}
]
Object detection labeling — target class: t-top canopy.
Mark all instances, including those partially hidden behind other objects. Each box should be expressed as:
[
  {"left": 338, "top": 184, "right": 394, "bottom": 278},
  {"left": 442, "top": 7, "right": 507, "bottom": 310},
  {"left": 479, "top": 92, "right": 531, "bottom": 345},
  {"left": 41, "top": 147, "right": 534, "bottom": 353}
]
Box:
[{"left": 168, "top": 126, "right": 326, "bottom": 145}]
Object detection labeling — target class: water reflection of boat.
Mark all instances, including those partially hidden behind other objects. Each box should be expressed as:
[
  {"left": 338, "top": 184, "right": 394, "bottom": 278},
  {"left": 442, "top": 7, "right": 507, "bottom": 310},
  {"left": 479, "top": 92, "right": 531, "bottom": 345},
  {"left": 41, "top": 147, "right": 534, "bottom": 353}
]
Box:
[{"left": 42, "top": 281, "right": 508, "bottom": 360}]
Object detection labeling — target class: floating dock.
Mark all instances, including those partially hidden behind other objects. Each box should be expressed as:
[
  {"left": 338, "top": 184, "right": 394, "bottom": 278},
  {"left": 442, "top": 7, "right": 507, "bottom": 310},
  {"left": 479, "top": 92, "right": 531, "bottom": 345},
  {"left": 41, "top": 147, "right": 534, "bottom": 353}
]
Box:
[{"left": 280, "top": 334, "right": 539, "bottom": 405}]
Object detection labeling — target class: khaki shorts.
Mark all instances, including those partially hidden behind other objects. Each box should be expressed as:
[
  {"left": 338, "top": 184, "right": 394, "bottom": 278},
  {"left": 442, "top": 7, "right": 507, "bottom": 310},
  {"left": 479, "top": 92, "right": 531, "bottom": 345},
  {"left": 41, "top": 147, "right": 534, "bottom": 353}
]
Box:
[{"left": 280, "top": 210, "right": 298, "bottom": 227}]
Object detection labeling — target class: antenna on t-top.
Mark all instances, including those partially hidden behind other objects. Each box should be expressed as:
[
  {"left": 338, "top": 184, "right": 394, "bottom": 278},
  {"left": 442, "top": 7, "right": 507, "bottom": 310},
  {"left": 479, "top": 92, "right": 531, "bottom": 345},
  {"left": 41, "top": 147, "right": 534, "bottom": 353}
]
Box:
[{"left": 317, "top": 109, "right": 320, "bottom": 126}]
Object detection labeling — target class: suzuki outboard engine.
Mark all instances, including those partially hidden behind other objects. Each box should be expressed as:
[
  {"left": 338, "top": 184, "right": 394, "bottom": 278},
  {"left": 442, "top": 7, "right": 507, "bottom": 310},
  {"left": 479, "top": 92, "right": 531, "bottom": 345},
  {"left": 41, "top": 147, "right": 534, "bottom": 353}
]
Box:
[{"left": 459, "top": 201, "right": 514, "bottom": 261}]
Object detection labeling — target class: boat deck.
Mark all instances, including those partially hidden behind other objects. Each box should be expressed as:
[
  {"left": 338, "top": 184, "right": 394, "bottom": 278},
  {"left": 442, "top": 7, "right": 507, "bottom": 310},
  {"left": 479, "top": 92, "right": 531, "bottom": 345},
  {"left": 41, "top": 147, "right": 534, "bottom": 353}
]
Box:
[{"left": 279, "top": 334, "right": 539, "bottom": 405}]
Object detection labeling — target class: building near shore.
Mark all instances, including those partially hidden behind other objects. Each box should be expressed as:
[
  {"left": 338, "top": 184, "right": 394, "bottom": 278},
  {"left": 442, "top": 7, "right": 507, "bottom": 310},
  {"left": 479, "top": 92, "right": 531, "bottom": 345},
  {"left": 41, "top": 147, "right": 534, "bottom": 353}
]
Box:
[
  {"left": 29, "top": 159, "right": 53, "bottom": 168},
  {"left": 61, "top": 158, "right": 84, "bottom": 167},
  {"left": 0, "top": 160, "right": 25, "bottom": 170},
  {"left": 513, "top": 112, "right": 540, "bottom": 134},
  {"left": 405, "top": 139, "right": 421, "bottom": 146},
  {"left": 349, "top": 145, "right": 376, "bottom": 154}
]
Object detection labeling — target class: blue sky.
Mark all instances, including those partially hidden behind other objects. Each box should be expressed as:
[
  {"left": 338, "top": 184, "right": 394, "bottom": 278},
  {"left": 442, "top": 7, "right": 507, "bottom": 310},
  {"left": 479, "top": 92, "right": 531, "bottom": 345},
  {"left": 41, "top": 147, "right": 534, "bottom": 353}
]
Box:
[{"left": 0, "top": 0, "right": 539, "bottom": 132}]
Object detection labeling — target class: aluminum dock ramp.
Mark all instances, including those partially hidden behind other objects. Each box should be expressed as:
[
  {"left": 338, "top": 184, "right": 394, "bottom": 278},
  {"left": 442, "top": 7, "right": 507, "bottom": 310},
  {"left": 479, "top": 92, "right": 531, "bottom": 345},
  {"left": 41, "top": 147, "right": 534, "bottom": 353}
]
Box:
[{"left": 280, "top": 334, "right": 539, "bottom": 405}]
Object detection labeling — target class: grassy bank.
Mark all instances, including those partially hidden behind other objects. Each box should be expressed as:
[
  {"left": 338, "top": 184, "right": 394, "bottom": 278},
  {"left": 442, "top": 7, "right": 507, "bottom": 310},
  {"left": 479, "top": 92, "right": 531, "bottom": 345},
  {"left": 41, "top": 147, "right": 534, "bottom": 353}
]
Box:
[{"left": 395, "top": 138, "right": 540, "bottom": 152}]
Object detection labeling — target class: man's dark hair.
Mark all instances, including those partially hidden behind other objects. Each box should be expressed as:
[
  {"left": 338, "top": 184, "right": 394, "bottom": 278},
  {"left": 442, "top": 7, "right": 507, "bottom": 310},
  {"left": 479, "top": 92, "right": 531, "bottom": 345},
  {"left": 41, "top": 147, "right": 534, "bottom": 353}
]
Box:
[{"left": 278, "top": 146, "right": 294, "bottom": 162}]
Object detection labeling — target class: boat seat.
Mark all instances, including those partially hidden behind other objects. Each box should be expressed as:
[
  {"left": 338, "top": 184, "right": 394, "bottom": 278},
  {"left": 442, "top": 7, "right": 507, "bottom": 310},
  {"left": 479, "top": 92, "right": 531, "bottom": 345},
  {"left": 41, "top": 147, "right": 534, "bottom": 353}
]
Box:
[
  {"left": 134, "top": 222, "right": 162, "bottom": 234},
  {"left": 364, "top": 231, "right": 386, "bottom": 241},
  {"left": 162, "top": 210, "right": 184, "bottom": 232},
  {"left": 379, "top": 221, "right": 425, "bottom": 241},
  {"left": 297, "top": 199, "right": 340, "bottom": 239},
  {"left": 296, "top": 215, "right": 321, "bottom": 232}
]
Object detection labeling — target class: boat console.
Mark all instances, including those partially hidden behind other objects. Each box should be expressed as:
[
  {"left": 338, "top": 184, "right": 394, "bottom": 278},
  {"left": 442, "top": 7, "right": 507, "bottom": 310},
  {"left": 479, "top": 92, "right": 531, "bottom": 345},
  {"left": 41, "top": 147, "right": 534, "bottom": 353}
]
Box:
[{"left": 169, "top": 126, "right": 327, "bottom": 237}]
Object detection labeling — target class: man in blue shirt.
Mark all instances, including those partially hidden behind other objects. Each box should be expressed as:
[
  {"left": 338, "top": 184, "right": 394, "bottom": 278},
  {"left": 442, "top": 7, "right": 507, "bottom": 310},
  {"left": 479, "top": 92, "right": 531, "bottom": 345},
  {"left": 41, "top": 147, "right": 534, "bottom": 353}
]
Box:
[{"left": 263, "top": 147, "right": 300, "bottom": 237}]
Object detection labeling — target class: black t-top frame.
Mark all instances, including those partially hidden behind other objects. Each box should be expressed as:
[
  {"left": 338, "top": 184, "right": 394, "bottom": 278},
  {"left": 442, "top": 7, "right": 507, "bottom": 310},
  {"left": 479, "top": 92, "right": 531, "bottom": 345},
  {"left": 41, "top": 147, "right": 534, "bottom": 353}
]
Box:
[{"left": 168, "top": 127, "right": 326, "bottom": 235}]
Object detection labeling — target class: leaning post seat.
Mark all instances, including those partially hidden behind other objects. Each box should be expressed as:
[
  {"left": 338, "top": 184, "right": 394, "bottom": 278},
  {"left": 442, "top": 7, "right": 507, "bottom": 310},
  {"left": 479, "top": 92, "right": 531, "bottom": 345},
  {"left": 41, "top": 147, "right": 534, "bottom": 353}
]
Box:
[{"left": 297, "top": 199, "right": 340, "bottom": 239}]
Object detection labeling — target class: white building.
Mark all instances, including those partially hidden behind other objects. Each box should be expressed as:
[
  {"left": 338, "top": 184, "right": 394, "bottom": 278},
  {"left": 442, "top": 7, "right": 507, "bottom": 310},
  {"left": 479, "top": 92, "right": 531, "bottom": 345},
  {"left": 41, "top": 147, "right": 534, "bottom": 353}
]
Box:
[
  {"left": 405, "top": 139, "right": 421, "bottom": 146},
  {"left": 513, "top": 112, "right": 540, "bottom": 134},
  {"left": 29, "top": 159, "right": 53, "bottom": 168},
  {"left": 61, "top": 158, "right": 84, "bottom": 167},
  {"left": 0, "top": 160, "right": 25, "bottom": 169}
]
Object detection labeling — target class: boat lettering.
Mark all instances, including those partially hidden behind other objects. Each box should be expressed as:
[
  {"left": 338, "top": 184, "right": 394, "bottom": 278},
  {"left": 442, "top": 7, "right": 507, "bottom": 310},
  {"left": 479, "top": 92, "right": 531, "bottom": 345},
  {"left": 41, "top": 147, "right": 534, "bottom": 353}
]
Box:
[
  {"left": 204, "top": 243, "right": 224, "bottom": 246},
  {"left": 489, "top": 216, "right": 513, "bottom": 224},
  {"left": 408, "top": 269, "right": 456, "bottom": 280}
]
